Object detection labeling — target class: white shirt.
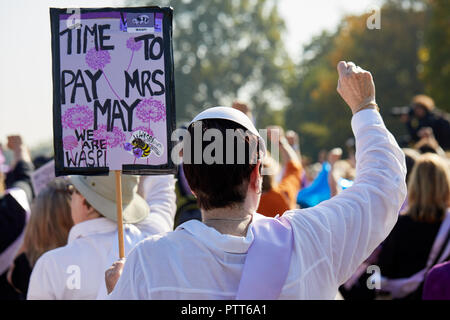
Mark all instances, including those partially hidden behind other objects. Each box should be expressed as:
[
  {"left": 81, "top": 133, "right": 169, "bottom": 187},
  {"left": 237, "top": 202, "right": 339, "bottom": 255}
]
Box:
[
  {"left": 27, "top": 174, "right": 176, "bottom": 300},
  {"left": 108, "top": 109, "right": 407, "bottom": 300}
]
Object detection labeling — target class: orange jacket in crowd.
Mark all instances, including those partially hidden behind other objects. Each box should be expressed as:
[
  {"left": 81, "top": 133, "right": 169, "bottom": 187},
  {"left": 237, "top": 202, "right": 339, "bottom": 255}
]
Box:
[{"left": 257, "top": 160, "right": 302, "bottom": 218}]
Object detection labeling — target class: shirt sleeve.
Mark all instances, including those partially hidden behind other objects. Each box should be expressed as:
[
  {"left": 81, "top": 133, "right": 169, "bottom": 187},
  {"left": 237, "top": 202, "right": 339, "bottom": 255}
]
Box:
[
  {"left": 5, "top": 160, "right": 34, "bottom": 203},
  {"left": 284, "top": 109, "right": 407, "bottom": 287},
  {"left": 136, "top": 174, "right": 177, "bottom": 234}
]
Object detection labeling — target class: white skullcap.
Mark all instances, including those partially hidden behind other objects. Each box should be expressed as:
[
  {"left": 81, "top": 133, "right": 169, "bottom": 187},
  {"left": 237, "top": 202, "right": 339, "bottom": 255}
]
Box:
[{"left": 189, "top": 106, "right": 267, "bottom": 157}]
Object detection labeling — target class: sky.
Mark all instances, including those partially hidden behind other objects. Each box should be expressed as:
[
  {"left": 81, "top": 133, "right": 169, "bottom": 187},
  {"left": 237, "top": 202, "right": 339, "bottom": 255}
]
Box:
[{"left": 0, "top": 0, "right": 382, "bottom": 150}]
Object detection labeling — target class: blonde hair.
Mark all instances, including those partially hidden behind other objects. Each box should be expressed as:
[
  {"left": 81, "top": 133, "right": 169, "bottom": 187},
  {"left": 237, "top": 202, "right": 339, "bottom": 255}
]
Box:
[
  {"left": 23, "top": 178, "right": 73, "bottom": 266},
  {"left": 406, "top": 153, "right": 450, "bottom": 223}
]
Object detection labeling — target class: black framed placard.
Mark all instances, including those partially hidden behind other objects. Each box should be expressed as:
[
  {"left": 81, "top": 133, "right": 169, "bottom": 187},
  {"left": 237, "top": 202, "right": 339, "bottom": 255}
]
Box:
[{"left": 50, "top": 7, "right": 176, "bottom": 176}]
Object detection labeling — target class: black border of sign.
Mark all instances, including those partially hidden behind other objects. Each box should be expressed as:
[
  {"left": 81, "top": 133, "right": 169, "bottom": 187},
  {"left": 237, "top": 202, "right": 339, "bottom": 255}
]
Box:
[{"left": 50, "top": 6, "right": 177, "bottom": 177}]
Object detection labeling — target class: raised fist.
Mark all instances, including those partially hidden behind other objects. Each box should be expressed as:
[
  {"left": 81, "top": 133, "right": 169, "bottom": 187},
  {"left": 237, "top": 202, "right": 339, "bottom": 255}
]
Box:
[
  {"left": 7, "top": 135, "right": 24, "bottom": 153},
  {"left": 336, "top": 61, "right": 377, "bottom": 114}
]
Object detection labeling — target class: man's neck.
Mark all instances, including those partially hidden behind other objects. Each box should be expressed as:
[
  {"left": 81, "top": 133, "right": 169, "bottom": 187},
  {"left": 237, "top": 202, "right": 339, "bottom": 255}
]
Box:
[{"left": 202, "top": 206, "right": 254, "bottom": 236}]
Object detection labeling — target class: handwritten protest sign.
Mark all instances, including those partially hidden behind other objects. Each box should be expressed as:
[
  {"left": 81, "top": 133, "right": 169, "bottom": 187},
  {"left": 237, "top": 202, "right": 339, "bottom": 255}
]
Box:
[
  {"left": 31, "top": 160, "right": 57, "bottom": 196},
  {"left": 50, "top": 7, "right": 176, "bottom": 176}
]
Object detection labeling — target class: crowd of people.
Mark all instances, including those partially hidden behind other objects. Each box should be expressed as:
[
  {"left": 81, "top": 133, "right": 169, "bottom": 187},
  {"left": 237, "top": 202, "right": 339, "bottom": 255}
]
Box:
[{"left": 1, "top": 61, "right": 449, "bottom": 300}]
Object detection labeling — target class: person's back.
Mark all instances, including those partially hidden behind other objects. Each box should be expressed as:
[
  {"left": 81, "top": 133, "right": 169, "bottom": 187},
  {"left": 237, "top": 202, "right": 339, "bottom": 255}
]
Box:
[
  {"left": 27, "top": 173, "right": 176, "bottom": 300},
  {"left": 106, "top": 61, "right": 407, "bottom": 300},
  {"left": 378, "top": 215, "right": 442, "bottom": 279},
  {"left": 376, "top": 153, "right": 450, "bottom": 299},
  {"left": 28, "top": 217, "right": 148, "bottom": 299},
  {"left": 111, "top": 209, "right": 380, "bottom": 299}
]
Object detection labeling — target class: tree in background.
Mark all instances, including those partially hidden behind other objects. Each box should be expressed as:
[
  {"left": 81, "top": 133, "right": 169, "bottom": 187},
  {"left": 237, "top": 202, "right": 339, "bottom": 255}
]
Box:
[
  {"left": 124, "top": 0, "right": 448, "bottom": 160},
  {"left": 284, "top": 0, "right": 426, "bottom": 159},
  {"left": 420, "top": 0, "right": 450, "bottom": 111},
  {"left": 128, "top": 0, "right": 293, "bottom": 128}
]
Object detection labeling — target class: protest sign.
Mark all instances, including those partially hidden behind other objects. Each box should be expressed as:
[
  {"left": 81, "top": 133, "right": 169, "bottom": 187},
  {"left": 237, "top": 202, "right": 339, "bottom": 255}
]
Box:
[
  {"left": 31, "top": 160, "right": 57, "bottom": 195},
  {"left": 50, "top": 7, "right": 176, "bottom": 176}
]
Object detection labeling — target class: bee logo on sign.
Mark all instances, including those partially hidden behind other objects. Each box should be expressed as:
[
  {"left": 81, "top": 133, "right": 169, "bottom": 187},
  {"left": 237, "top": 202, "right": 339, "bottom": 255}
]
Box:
[{"left": 124, "top": 130, "right": 163, "bottom": 158}]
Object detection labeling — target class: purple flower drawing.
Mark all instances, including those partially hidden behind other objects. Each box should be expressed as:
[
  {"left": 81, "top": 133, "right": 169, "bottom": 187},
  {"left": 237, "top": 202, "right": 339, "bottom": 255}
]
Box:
[
  {"left": 123, "top": 142, "right": 133, "bottom": 152},
  {"left": 125, "top": 37, "right": 143, "bottom": 72},
  {"left": 62, "top": 105, "right": 94, "bottom": 130},
  {"left": 136, "top": 98, "right": 166, "bottom": 123},
  {"left": 93, "top": 125, "right": 126, "bottom": 148},
  {"left": 63, "top": 135, "right": 78, "bottom": 151},
  {"left": 133, "top": 148, "right": 144, "bottom": 158},
  {"left": 126, "top": 37, "right": 143, "bottom": 52},
  {"left": 85, "top": 48, "right": 111, "bottom": 70},
  {"left": 85, "top": 47, "right": 122, "bottom": 101},
  {"left": 93, "top": 126, "right": 106, "bottom": 141}
]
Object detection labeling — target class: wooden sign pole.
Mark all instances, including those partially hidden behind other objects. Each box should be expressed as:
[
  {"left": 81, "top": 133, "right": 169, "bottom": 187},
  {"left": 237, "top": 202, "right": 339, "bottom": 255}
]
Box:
[{"left": 114, "top": 170, "right": 125, "bottom": 259}]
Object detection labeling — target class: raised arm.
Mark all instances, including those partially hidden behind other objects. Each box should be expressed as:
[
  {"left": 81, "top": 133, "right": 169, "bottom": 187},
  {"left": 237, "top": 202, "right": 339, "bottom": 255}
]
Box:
[
  {"left": 284, "top": 61, "right": 407, "bottom": 287},
  {"left": 136, "top": 174, "right": 177, "bottom": 235},
  {"left": 5, "top": 135, "right": 34, "bottom": 203}
]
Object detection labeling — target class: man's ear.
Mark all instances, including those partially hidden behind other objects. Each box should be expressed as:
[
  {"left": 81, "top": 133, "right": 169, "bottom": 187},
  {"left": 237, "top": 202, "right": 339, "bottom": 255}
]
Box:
[
  {"left": 82, "top": 196, "right": 101, "bottom": 217},
  {"left": 81, "top": 196, "right": 92, "bottom": 211},
  {"left": 249, "top": 160, "right": 262, "bottom": 192}
]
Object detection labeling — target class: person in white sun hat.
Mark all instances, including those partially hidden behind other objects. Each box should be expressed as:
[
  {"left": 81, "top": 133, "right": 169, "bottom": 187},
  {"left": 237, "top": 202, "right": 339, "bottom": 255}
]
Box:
[
  {"left": 104, "top": 61, "right": 406, "bottom": 300},
  {"left": 27, "top": 172, "right": 176, "bottom": 300}
]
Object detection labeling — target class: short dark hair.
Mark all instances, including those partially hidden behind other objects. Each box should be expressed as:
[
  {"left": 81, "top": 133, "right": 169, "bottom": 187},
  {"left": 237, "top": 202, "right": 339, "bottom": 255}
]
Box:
[{"left": 183, "top": 118, "right": 261, "bottom": 210}]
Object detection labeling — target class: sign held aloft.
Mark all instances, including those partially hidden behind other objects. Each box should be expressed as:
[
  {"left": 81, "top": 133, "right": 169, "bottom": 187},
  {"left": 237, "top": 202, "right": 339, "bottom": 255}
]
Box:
[
  {"left": 50, "top": 6, "right": 176, "bottom": 259},
  {"left": 50, "top": 7, "right": 176, "bottom": 177}
]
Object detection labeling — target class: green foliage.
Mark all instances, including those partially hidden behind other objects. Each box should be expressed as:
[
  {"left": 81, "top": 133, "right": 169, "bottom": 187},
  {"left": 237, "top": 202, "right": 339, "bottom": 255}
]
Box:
[
  {"left": 123, "top": 0, "right": 449, "bottom": 160},
  {"left": 285, "top": 2, "right": 427, "bottom": 159},
  {"left": 420, "top": 0, "right": 450, "bottom": 111},
  {"left": 128, "top": 0, "right": 293, "bottom": 128},
  {"left": 257, "top": 106, "right": 285, "bottom": 129}
]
